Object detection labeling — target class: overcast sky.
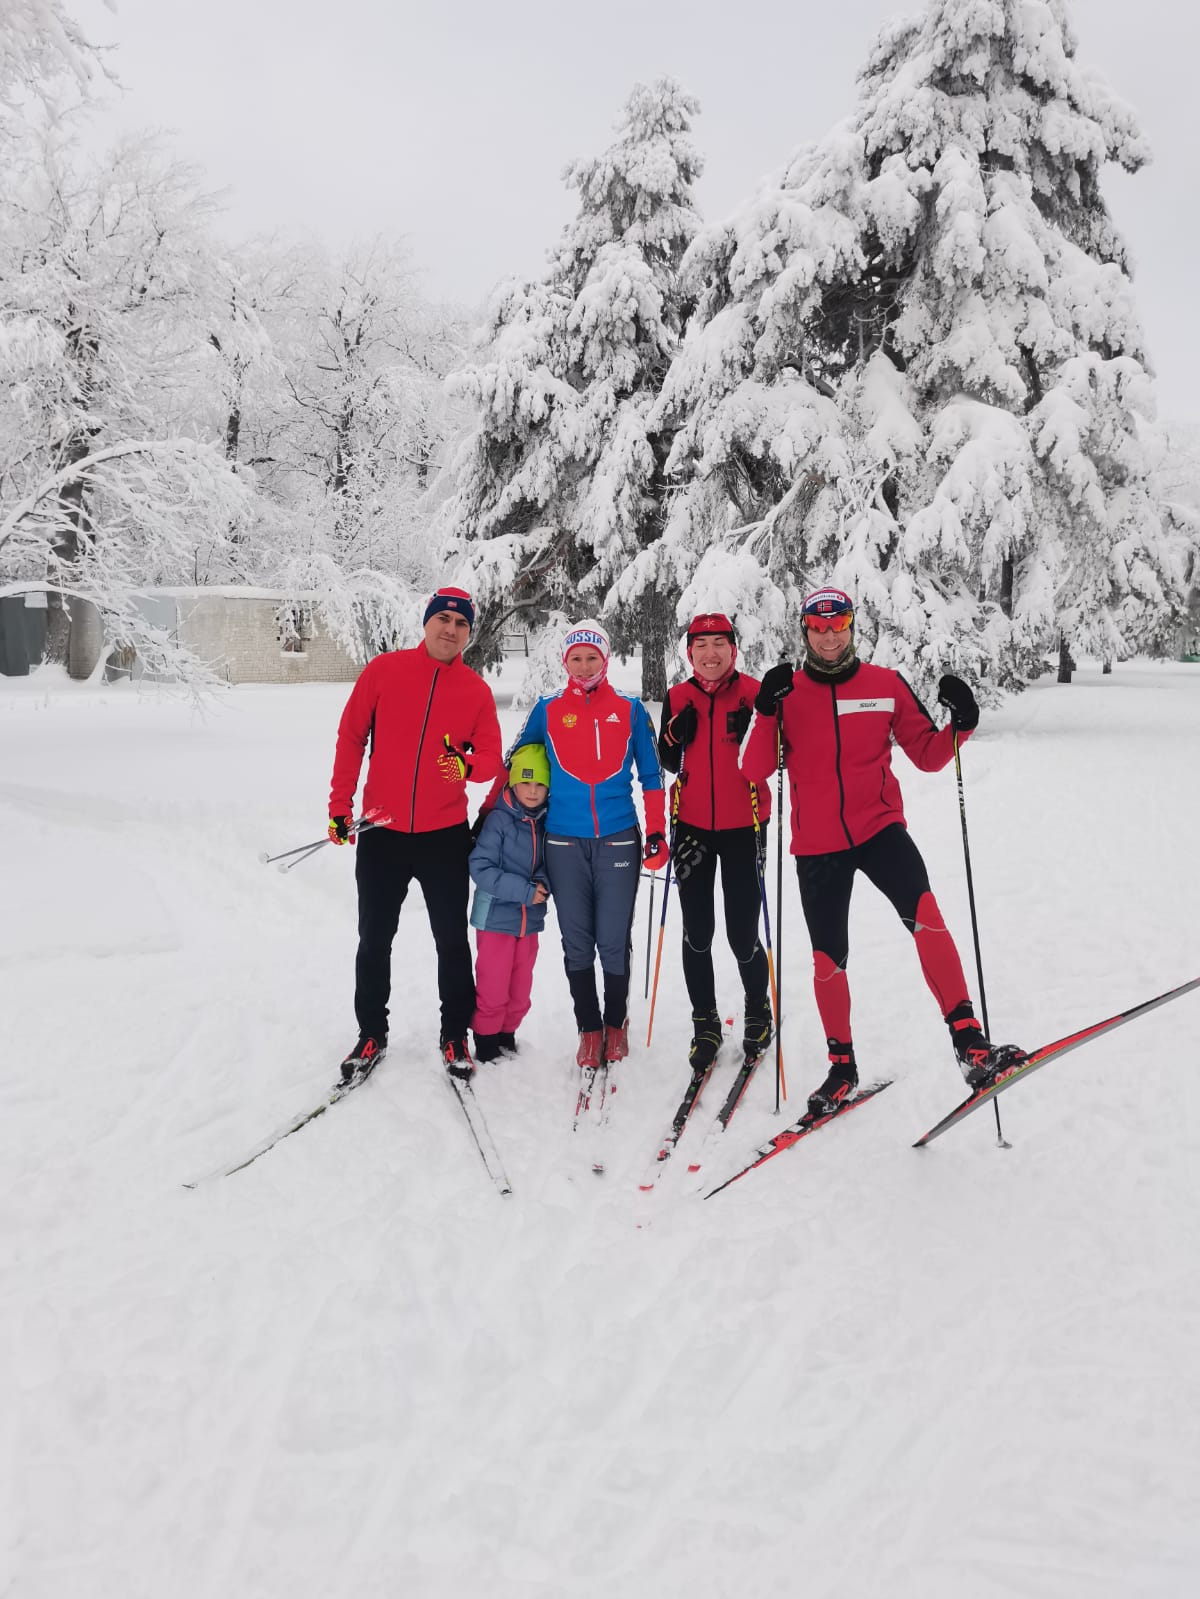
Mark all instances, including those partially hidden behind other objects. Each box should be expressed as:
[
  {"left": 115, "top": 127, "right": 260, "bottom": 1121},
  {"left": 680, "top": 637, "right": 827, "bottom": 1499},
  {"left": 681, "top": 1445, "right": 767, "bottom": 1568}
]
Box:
[{"left": 73, "top": 0, "right": 1200, "bottom": 421}]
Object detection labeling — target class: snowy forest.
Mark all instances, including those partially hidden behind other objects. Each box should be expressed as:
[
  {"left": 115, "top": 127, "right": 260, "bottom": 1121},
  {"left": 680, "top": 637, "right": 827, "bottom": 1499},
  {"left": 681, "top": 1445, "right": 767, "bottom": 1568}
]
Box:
[{"left": 3, "top": 0, "right": 1199, "bottom": 698}]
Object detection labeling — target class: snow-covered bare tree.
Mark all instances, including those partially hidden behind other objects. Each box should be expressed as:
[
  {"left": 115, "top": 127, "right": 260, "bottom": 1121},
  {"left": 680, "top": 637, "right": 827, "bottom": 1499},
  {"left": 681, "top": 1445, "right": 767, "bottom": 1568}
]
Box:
[
  {"left": 0, "top": 120, "right": 253, "bottom": 674},
  {"left": 256, "top": 239, "right": 466, "bottom": 657},
  {"left": 444, "top": 78, "right": 703, "bottom": 698},
  {"left": 0, "top": 0, "right": 107, "bottom": 120},
  {"left": 656, "top": 0, "right": 1192, "bottom": 693}
]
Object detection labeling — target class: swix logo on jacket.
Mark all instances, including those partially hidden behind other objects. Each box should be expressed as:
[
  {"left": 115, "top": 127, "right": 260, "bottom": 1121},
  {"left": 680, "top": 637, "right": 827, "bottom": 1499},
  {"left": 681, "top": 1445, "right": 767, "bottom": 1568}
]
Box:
[
  {"left": 740, "top": 661, "right": 965, "bottom": 854},
  {"left": 513, "top": 680, "right": 662, "bottom": 839},
  {"left": 329, "top": 645, "right": 503, "bottom": 833},
  {"left": 661, "top": 672, "right": 771, "bottom": 831}
]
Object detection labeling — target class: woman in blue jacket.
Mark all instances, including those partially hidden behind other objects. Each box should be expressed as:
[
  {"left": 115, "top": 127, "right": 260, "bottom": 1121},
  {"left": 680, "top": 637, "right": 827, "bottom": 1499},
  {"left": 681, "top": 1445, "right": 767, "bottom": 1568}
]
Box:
[
  {"left": 508, "top": 619, "right": 666, "bottom": 1069},
  {"left": 469, "top": 744, "right": 550, "bottom": 1061}
]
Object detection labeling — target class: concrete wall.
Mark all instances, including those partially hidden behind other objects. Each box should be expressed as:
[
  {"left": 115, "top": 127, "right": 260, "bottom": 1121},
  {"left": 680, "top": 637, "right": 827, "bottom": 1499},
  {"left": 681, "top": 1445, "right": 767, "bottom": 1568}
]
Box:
[
  {"left": 55, "top": 590, "right": 364, "bottom": 684},
  {"left": 176, "top": 594, "right": 360, "bottom": 684}
]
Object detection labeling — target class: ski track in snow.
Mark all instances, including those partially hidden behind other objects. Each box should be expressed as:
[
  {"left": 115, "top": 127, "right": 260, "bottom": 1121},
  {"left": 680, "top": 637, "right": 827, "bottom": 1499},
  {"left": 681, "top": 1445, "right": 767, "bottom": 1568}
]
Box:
[{"left": 2, "top": 661, "right": 1198, "bottom": 1599}]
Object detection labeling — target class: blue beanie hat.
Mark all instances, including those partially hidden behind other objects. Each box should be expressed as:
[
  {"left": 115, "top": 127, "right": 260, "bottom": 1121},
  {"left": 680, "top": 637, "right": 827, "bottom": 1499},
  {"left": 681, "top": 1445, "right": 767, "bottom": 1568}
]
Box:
[{"left": 424, "top": 586, "right": 476, "bottom": 629}]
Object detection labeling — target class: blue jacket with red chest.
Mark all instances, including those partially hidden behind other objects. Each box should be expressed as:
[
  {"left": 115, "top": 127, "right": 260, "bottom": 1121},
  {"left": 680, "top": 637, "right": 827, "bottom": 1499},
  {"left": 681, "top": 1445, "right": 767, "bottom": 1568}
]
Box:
[
  {"left": 329, "top": 645, "right": 503, "bottom": 832},
  {"left": 740, "top": 659, "right": 969, "bottom": 855},
  {"left": 512, "top": 679, "right": 665, "bottom": 839},
  {"left": 658, "top": 671, "right": 771, "bottom": 831}
]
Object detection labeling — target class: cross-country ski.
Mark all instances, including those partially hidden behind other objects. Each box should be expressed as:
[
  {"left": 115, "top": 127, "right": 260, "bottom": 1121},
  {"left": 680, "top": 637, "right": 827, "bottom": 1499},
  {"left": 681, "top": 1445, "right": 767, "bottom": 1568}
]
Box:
[
  {"left": 702, "top": 1082, "right": 894, "bottom": 1199},
  {"left": 914, "top": 976, "right": 1200, "bottom": 1147}
]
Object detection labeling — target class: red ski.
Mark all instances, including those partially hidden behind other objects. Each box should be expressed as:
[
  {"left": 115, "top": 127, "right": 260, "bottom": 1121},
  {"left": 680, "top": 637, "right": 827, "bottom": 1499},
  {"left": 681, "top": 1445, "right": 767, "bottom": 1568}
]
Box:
[
  {"left": 913, "top": 974, "right": 1200, "bottom": 1148},
  {"left": 702, "top": 1081, "right": 892, "bottom": 1199}
]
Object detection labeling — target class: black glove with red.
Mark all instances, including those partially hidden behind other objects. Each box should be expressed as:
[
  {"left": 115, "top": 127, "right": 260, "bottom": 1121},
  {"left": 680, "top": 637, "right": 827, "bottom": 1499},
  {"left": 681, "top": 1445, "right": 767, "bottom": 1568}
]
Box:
[
  {"left": 643, "top": 832, "right": 669, "bottom": 871},
  {"left": 754, "top": 662, "right": 794, "bottom": 715},
  {"left": 937, "top": 674, "right": 979, "bottom": 733},
  {"left": 328, "top": 815, "right": 353, "bottom": 845},
  {"left": 663, "top": 702, "right": 699, "bottom": 749}
]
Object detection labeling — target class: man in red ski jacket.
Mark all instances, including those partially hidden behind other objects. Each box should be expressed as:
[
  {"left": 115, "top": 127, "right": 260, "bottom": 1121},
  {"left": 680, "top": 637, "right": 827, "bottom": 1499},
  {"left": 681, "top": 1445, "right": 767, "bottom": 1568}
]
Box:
[
  {"left": 742, "top": 586, "right": 1023, "bottom": 1117},
  {"left": 328, "top": 586, "right": 502, "bottom": 1083},
  {"left": 658, "top": 613, "right": 774, "bottom": 1072}
]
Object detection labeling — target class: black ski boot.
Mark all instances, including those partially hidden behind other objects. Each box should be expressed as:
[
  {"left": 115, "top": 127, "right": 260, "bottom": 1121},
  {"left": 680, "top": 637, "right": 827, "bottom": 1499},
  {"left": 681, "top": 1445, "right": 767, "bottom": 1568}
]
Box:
[
  {"left": 442, "top": 1037, "right": 475, "bottom": 1081},
  {"left": 946, "top": 1002, "right": 1027, "bottom": 1090},
  {"left": 806, "top": 1041, "right": 858, "bottom": 1119},
  {"left": 340, "top": 1034, "right": 386, "bottom": 1087},
  {"left": 473, "top": 1032, "right": 505, "bottom": 1063},
  {"left": 497, "top": 1032, "right": 519, "bottom": 1056},
  {"left": 742, "top": 995, "right": 773, "bottom": 1060},
  {"left": 689, "top": 1010, "right": 723, "bottom": 1074}
]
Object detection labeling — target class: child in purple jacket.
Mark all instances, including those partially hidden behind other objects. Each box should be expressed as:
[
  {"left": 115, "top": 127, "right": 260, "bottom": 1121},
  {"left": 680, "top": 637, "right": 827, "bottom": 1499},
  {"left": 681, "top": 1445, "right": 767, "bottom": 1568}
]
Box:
[{"left": 469, "top": 744, "right": 550, "bottom": 1061}]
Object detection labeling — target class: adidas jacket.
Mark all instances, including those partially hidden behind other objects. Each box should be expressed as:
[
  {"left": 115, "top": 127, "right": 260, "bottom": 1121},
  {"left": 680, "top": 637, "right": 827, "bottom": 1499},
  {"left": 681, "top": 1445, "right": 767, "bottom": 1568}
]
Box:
[{"left": 512, "top": 680, "right": 664, "bottom": 839}]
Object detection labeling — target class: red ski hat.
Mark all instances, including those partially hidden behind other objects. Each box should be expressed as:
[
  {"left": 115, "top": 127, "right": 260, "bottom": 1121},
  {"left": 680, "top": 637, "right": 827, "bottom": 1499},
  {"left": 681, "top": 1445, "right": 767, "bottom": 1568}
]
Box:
[
  {"left": 423, "top": 586, "right": 475, "bottom": 629},
  {"left": 685, "top": 612, "right": 736, "bottom": 646}
]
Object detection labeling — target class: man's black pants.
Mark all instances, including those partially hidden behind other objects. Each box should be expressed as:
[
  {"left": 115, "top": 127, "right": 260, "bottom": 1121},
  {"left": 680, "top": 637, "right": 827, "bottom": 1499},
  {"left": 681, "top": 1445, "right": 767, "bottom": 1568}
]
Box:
[
  {"left": 354, "top": 823, "right": 474, "bottom": 1045},
  {"left": 674, "top": 822, "right": 769, "bottom": 1014}
]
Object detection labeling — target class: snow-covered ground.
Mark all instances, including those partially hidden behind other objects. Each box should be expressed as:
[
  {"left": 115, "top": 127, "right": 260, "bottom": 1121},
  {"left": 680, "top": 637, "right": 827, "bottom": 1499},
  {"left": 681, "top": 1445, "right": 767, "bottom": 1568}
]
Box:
[{"left": 3, "top": 655, "right": 1198, "bottom": 1599}]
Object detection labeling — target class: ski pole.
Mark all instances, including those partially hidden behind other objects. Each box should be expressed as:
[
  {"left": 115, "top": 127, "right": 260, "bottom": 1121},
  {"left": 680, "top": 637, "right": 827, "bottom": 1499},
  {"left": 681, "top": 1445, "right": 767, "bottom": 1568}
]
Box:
[
  {"left": 643, "top": 872, "right": 656, "bottom": 999},
  {"left": 646, "top": 780, "right": 681, "bottom": 1046},
  {"left": 259, "top": 838, "right": 330, "bottom": 866},
  {"left": 950, "top": 731, "right": 1008, "bottom": 1148},
  {"left": 259, "top": 811, "right": 391, "bottom": 873},
  {"left": 774, "top": 704, "right": 787, "bottom": 1110},
  {"left": 750, "top": 783, "right": 785, "bottom": 1097}
]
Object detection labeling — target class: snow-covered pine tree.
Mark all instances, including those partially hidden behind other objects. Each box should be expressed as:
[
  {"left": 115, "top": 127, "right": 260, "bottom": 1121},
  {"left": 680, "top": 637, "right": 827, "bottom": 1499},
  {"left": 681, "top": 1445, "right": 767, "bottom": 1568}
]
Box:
[
  {"left": 849, "top": 0, "right": 1190, "bottom": 683},
  {"left": 656, "top": 0, "right": 1191, "bottom": 693},
  {"left": 443, "top": 79, "right": 703, "bottom": 699},
  {"left": 649, "top": 137, "right": 859, "bottom": 674}
]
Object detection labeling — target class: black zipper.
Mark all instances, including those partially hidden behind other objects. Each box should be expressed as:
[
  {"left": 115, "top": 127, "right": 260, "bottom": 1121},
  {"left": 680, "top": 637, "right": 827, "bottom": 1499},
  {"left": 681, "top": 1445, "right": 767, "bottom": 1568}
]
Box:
[
  {"left": 412, "top": 670, "right": 439, "bottom": 829},
  {"left": 707, "top": 690, "right": 717, "bottom": 830}
]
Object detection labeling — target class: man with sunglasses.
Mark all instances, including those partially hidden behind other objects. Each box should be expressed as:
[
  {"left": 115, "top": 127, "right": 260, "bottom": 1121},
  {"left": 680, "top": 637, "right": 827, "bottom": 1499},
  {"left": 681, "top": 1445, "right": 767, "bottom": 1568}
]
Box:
[{"left": 742, "top": 587, "right": 1024, "bottom": 1118}]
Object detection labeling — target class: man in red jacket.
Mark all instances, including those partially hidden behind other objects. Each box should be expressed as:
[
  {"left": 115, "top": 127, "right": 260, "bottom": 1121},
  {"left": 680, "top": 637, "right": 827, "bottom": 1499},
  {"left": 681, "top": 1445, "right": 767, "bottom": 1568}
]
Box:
[
  {"left": 658, "top": 613, "right": 773, "bottom": 1072},
  {"left": 328, "top": 586, "right": 503, "bottom": 1083},
  {"left": 742, "top": 587, "right": 1024, "bottom": 1117}
]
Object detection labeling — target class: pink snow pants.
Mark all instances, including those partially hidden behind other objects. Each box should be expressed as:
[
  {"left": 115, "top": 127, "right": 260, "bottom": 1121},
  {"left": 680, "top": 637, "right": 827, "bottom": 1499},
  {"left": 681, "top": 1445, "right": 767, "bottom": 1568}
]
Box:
[{"left": 473, "top": 929, "right": 540, "bottom": 1035}]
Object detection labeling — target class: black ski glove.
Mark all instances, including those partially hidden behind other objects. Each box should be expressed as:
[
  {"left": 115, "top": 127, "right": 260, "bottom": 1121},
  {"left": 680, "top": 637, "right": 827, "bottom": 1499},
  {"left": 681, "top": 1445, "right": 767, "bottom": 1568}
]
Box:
[
  {"left": 328, "top": 815, "right": 353, "bottom": 845},
  {"left": 664, "top": 702, "right": 699, "bottom": 749},
  {"left": 937, "top": 674, "right": 979, "bottom": 733},
  {"left": 727, "top": 704, "right": 752, "bottom": 741},
  {"left": 755, "top": 663, "right": 794, "bottom": 715}
]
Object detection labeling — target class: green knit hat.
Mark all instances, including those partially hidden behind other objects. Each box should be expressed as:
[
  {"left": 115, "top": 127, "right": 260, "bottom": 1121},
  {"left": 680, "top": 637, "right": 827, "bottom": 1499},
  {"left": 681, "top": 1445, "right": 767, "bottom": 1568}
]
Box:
[{"left": 508, "top": 743, "right": 550, "bottom": 788}]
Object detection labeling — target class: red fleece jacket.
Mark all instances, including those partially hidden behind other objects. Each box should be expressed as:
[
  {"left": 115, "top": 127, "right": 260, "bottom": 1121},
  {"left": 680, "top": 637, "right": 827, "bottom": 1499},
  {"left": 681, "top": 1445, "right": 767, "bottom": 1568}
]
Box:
[{"left": 329, "top": 646, "right": 503, "bottom": 833}]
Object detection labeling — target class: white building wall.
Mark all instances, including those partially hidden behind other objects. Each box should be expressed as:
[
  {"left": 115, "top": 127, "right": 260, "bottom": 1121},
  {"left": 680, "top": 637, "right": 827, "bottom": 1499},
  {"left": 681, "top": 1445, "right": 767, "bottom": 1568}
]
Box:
[{"left": 175, "top": 594, "right": 361, "bottom": 684}]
